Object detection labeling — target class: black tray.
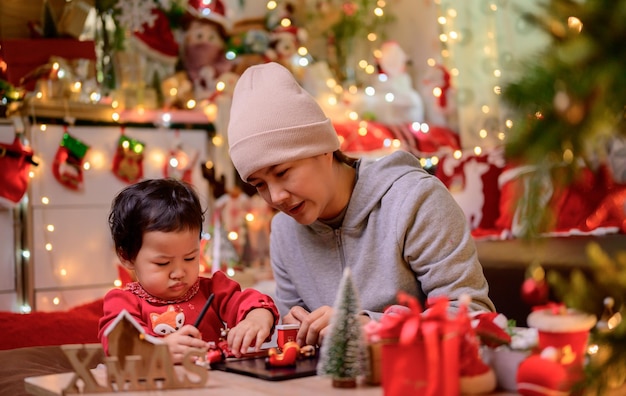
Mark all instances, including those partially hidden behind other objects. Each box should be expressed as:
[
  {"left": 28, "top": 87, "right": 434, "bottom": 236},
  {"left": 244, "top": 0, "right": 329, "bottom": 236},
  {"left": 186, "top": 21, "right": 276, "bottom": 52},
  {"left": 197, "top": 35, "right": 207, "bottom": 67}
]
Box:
[{"left": 211, "top": 354, "right": 319, "bottom": 381}]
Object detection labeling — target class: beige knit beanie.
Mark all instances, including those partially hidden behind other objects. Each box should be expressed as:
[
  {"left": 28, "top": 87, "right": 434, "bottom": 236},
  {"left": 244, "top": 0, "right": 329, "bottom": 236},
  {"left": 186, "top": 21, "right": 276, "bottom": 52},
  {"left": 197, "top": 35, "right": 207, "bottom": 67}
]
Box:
[{"left": 227, "top": 62, "right": 340, "bottom": 181}]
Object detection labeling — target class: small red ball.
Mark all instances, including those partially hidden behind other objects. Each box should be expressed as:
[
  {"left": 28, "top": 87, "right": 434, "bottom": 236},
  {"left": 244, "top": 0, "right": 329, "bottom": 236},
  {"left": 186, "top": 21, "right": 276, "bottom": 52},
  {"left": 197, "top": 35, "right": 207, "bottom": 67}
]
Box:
[{"left": 521, "top": 278, "right": 549, "bottom": 306}]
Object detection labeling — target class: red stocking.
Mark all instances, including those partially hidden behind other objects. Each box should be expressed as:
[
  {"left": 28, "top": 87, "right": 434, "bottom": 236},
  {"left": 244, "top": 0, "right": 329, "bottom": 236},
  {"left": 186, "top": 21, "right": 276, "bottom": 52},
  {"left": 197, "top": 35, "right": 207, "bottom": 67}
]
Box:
[
  {"left": 163, "top": 131, "right": 197, "bottom": 184},
  {"left": 112, "top": 132, "right": 145, "bottom": 184},
  {"left": 52, "top": 130, "right": 89, "bottom": 190}
]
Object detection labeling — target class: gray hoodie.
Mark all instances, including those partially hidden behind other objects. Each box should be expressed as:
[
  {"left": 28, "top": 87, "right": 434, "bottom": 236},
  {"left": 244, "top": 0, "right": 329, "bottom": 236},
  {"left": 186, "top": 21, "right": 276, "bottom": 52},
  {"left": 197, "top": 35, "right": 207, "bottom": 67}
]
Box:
[{"left": 270, "top": 150, "right": 495, "bottom": 320}]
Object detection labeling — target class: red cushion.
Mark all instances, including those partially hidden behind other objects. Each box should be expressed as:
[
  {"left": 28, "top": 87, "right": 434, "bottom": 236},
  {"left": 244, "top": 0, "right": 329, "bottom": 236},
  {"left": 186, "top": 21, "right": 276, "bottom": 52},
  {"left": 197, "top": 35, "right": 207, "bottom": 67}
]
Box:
[
  {"left": 436, "top": 149, "right": 505, "bottom": 233},
  {"left": 0, "top": 299, "right": 103, "bottom": 350}
]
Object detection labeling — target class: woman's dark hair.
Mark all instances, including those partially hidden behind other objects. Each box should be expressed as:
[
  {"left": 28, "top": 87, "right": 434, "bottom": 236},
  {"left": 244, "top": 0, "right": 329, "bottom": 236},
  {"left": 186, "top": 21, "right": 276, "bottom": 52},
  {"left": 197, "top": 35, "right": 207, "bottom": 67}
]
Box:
[
  {"left": 333, "top": 150, "right": 359, "bottom": 167},
  {"left": 109, "top": 178, "right": 205, "bottom": 262}
]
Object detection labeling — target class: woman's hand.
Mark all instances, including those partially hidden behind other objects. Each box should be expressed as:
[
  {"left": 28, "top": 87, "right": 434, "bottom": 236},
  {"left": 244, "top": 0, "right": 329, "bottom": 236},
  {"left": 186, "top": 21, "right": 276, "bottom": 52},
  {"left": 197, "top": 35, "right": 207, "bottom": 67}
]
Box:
[
  {"left": 284, "top": 305, "right": 334, "bottom": 347},
  {"left": 164, "top": 324, "right": 208, "bottom": 364},
  {"left": 227, "top": 308, "right": 275, "bottom": 357},
  {"left": 284, "top": 306, "right": 374, "bottom": 347}
]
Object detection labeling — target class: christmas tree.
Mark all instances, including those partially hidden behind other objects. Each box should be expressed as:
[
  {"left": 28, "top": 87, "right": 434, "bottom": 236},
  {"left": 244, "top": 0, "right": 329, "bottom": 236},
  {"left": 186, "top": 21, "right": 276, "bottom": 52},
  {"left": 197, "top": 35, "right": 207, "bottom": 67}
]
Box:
[
  {"left": 316, "top": 267, "right": 369, "bottom": 388},
  {"left": 501, "top": 0, "right": 626, "bottom": 392},
  {"left": 501, "top": 0, "right": 626, "bottom": 237}
]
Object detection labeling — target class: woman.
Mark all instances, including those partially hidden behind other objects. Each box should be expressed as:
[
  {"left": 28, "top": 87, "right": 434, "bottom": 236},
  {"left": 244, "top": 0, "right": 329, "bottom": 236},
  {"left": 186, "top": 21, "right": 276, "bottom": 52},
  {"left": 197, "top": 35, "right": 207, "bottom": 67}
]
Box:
[{"left": 227, "top": 62, "right": 495, "bottom": 347}]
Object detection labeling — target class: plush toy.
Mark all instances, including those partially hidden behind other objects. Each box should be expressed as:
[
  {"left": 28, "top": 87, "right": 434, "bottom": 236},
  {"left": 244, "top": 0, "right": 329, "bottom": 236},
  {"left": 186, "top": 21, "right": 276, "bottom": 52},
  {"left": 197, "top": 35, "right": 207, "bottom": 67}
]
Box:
[
  {"left": 0, "top": 134, "right": 37, "bottom": 207},
  {"left": 472, "top": 312, "right": 512, "bottom": 348},
  {"left": 517, "top": 305, "right": 597, "bottom": 395},
  {"left": 128, "top": 8, "right": 179, "bottom": 88},
  {"left": 181, "top": 0, "right": 233, "bottom": 101},
  {"left": 421, "top": 62, "right": 458, "bottom": 130},
  {"left": 516, "top": 348, "right": 571, "bottom": 396},
  {"left": 350, "top": 41, "right": 425, "bottom": 124},
  {"left": 266, "top": 25, "right": 305, "bottom": 72}
]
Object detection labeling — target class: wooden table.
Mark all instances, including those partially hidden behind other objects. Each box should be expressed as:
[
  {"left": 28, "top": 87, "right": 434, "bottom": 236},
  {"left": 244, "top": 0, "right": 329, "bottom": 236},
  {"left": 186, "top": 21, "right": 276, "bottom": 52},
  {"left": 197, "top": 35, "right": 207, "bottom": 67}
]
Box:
[{"left": 24, "top": 367, "right": 518, "bottom": 396}]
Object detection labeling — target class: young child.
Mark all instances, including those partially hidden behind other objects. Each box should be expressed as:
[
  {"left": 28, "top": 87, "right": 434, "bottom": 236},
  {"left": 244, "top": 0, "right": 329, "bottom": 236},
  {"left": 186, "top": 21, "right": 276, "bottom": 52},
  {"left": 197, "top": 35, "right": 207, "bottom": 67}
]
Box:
[{"left": 98, "top": 178, "right": 278, "bottom": 363}]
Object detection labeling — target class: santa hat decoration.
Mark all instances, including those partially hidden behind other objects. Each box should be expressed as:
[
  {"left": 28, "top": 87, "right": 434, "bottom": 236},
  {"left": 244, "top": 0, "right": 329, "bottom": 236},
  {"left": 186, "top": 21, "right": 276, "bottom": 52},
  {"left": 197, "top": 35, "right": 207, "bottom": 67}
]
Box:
[
  {"left": 472, "top": 312, "right": 513, "bottom": 348},
  {"left": 187, "top": 0, "right": 230, "bottom": 32},
  {"left": 271, "top": 24, "right": 305, "bottom": 43},
  {"left": 132, "top": 8, "right": 179, "bottom": 65}
]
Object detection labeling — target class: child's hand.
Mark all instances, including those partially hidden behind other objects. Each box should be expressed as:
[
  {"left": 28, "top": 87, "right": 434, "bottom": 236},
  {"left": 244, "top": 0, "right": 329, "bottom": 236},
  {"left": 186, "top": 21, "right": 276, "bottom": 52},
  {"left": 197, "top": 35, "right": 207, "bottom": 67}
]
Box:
[
  {"left": 164, "top": 324, "right": 209, "bottom": 364},
  {"left": 227, "top": 308, "right": 275, "bottom": 357}
]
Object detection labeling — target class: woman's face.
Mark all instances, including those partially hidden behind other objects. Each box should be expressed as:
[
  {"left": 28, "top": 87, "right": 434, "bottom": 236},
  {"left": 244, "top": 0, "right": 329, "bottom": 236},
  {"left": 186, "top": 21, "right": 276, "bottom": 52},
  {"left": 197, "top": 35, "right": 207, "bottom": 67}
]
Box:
[
  {"left": 247, "top": 154, "right": 338, "bottom": 225},
  {"left": 121, "top": 229, "right": 200, "bottom": 301}
]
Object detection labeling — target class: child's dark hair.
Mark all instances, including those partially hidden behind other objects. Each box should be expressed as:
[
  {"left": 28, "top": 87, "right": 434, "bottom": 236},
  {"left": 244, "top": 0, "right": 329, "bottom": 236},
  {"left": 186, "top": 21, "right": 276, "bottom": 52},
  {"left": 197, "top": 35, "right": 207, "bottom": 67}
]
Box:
[{"left": 109, "top": 178, "right": 205, "bottom": 262}]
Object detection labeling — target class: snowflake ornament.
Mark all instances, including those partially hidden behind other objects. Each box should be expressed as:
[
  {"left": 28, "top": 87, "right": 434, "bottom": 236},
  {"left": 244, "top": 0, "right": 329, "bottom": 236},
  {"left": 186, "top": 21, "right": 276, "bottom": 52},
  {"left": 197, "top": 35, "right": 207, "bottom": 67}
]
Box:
[
  {"left": 115, "top": 0, "right": 159, "bottom": 33},
  {"left": 157, "top": 0, "right": 173, "bottom": 9}
]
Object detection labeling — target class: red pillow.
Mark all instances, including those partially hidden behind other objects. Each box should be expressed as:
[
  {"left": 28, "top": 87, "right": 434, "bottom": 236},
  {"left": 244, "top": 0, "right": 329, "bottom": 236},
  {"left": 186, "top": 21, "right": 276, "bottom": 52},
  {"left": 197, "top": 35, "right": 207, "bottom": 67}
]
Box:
[{"left": 436, "top": 149, "right": 505, "bottom": 233}]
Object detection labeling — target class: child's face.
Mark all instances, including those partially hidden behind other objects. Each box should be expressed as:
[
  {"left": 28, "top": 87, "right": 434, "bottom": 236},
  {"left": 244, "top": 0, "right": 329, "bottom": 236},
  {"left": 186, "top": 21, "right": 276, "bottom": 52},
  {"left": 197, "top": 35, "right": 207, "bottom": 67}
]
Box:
[
  {"left": 121, "top": 229, "right": 201, "bottom": 301},
  {"left": 247, "top": 153, "right": 339, "bottom": 225}
]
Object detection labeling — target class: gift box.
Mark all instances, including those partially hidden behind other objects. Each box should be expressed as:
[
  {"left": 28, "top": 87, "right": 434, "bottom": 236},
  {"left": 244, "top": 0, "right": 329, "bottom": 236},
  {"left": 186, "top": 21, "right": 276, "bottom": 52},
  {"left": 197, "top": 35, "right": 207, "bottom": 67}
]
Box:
[
  {"left": 55, "top": 0, "right": 94, "bottom": 38},
  {"left": 0, "top": 38, "right": 95, "bottom": 90},
  {"left": 373, "top": 293, "right": 461, "bottom": 396},
  {"left": 382, "top": 324, "right": 460, "bottom": 396}
]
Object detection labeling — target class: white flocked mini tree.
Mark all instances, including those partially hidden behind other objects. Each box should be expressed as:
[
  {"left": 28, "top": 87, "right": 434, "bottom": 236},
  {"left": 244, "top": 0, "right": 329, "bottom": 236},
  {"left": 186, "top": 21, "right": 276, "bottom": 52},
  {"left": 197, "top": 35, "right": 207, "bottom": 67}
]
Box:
[{"left": 317, "top": 267, "right": 369, "bottom": 388}]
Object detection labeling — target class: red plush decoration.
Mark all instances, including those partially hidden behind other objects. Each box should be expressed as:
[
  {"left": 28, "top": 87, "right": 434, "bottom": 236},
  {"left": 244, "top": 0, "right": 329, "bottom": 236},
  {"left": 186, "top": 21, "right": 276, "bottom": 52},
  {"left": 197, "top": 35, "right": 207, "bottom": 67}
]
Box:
[
  {"left": 182, "top": 0, "right": 232, "bottom": 101},
  {"left": 333, "top": 120, "right": 395, "bottom": 153},
  {"left": 0, "top": 136, "right": 38, "bottom": 207},
  {"left": 414, "top": 124, "right": 461, "bottom": 153},
  {"left": 496, "top": 163, "right": 622, "bottom": 236},
  {"left": 0, "top": 299, "right": 103, "bottom": 350},
  {"left": 52, "top": 131, "right": 89, "bottom": 191},
  {"left": 516, "top": 354, "right": 570, "bottom": 396},
  {"left": 473, "top": 312, "right": 512, "bottom": 348},
  {"left": 132, "top": 9, "right": 179, "bottom": 64},
  {"left": 112, "top": 133, "right": 145, "bottom": 184},
  {"left": 163, "top": 146, "right": 197, "bottom": 183},
  {"left": 457, "top": 298, "right": 497, "bottom": 394},
  {"left": 436, "top": 149, "right": 505, "bottom": 233}
]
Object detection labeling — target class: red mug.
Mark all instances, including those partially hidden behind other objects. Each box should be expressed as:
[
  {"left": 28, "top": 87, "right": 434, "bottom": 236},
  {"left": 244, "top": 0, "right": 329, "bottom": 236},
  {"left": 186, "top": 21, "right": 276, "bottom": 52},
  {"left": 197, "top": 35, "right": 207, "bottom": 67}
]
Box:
[{"left": 276, "top": 324, "right": 299, "bottom": 349}]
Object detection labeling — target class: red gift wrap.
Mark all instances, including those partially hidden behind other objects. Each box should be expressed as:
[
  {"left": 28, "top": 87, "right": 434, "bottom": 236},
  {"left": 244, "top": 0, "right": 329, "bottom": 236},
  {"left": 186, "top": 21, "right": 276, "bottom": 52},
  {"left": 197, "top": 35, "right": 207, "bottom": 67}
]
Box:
[{"left": 377, "top": 293, "right": 461, "bottom": 396}]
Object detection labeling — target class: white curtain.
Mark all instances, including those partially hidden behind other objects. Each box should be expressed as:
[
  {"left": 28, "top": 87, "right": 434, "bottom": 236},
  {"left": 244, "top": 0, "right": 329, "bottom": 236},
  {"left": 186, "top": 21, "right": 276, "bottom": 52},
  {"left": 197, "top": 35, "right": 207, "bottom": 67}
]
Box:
[{"left": 436, "top": 0, "right": 549, "bottom": 150}]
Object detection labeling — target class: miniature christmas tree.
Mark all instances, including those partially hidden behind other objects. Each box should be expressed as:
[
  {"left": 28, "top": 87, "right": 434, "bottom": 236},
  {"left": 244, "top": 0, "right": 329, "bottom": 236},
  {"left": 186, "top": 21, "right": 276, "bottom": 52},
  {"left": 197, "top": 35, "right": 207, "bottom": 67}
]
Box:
[{"left": 317, "top": 268, "right": 369, "bottom": 388}]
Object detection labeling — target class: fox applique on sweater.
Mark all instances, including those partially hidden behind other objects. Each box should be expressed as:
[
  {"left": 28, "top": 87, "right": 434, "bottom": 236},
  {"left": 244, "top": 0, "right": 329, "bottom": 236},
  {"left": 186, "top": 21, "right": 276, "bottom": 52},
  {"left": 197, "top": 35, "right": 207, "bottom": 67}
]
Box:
[{"left": 150, "top": 305, "right": 184, "bottom": 336}]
